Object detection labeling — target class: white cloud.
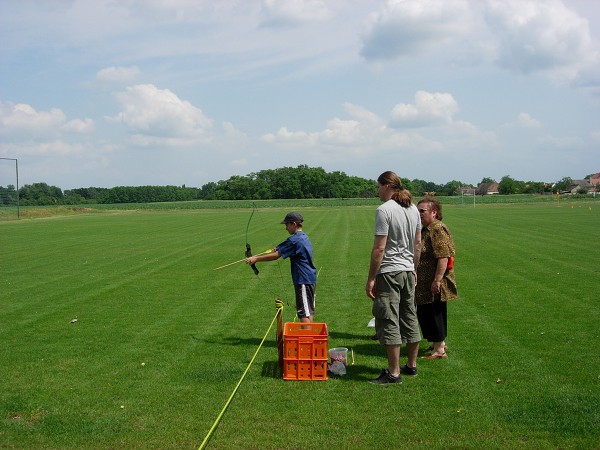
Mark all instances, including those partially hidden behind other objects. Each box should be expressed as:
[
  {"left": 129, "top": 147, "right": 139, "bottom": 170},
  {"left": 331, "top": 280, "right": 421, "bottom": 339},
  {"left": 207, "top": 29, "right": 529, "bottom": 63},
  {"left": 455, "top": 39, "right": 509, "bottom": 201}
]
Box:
[
  {"left": 517, "top": 112, "right": 542, "bottom": 128},
  {"left": 62, "top": 118, "right": 95, "bottom": 133},
  {"left": 359, "top": 0, "right": 600, "bottom": 91},
  {"left": 0, "top": 103, "right": 66, "bottom": 135},
  {"left": 261, "top": 90, "right": 494, "bottom": 164},
  {"left": 222, "top": 121, "right": 247, "bottom": 139},
  {"left": 263, "top": 126, "right": 314, "bottom": 144},
  {"left": 0, "top": 103, "right": 98, "bottom": 158},
  {"left": 110, "top": 84, "right": 213, "bottom": 142},
  {"left": 96, "top": 66, "right": 141, "bottom": 84},
  {"left": 259, "top": 0, "right": 332, "bottom": 27},
  {"left": 1, "top": 140, "right": 85, "bottom": 156},
  {"left": 389, "top": 91, "right": 459, "bottom": 128},
  {"left": 343, "top": 102, "right": 386, "bottom": 129},
  {"left": 319, "top": 118, "right": 362, "bottom": 145},
  {"left": 262, "top": 102, "right": 385, "bottom": 148},
  {"left": 0, "top": 102, "right": 93, "bottom": 139},
  {"left": 360, "top": 0, "right": 473, "bottom": 61},
  {"left": 570, "top": 59, "right": 600, "bottom": 96},
  {"left": 503, "top": 112, "right": 542, "bottom": 128},
  {"left": 484, "top": 0, "right": 595, "bottom": 78}
]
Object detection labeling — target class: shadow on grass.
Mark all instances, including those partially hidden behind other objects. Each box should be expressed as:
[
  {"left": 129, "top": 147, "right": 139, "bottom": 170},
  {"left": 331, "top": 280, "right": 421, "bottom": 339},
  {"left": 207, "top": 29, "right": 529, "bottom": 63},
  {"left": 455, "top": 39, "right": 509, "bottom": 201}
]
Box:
[
  {"left": 260, "top": 361, "right": 281, "bottom": 379},
  {"left": 217, "top": 329, "right": 436, "bottom": 381},
  {"left": 259, "top": 360, "right": 379, "bottom": 382},
  {"left": 329, "top": 330, "right": 438, "bottom": 356}
]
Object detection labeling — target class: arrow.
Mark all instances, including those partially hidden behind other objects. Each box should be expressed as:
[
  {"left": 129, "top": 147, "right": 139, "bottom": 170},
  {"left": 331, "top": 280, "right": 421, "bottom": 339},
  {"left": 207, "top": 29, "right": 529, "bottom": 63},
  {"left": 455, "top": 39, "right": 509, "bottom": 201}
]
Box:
[{"left": 213, "top": 248, "right": 274, "bottom": 271}]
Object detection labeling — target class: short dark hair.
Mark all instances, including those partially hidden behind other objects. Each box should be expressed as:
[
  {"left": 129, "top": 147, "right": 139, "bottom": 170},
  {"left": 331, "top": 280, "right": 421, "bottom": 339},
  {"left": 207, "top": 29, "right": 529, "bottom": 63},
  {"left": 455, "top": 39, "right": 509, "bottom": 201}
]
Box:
[{"left": 418, "top": 197, "right": 442, "bottom": 220}]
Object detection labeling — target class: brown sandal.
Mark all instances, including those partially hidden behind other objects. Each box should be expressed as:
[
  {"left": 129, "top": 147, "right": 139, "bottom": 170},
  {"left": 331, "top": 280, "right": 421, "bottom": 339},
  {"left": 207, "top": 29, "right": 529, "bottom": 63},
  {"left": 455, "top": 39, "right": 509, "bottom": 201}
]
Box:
[
  {"left": 427, "top": 343, "right": 448, "bottom": 352},
  {"left": 421, "top": 352, "right": 448, "bottom": 359}
]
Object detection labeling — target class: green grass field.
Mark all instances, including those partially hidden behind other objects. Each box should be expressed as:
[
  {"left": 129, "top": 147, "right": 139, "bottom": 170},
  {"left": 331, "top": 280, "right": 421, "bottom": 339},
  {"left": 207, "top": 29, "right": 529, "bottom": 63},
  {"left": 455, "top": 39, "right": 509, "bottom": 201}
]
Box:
[{"left": 1, "top": 201, "right": 599, "bottom": 449}]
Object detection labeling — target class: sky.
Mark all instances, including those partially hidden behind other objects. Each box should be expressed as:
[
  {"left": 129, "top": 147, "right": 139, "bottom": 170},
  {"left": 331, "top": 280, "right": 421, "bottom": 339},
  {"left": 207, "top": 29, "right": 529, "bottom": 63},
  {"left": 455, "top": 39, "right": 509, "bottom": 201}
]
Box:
[{"left": 1, "top": 0, "right": 599, "bottom": 190}]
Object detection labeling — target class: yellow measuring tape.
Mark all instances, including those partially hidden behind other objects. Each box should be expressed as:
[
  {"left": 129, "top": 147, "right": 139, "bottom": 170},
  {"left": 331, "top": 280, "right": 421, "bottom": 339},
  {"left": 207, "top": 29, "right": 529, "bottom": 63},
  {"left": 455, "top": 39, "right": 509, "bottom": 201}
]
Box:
[{"left": 198, "top": 298, "right": 284, "bottom": 450}]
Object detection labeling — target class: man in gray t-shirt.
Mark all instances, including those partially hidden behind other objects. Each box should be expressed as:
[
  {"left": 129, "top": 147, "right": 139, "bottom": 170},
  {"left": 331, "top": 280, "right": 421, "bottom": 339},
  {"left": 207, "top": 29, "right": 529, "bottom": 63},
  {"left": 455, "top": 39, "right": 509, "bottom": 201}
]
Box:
[
  {"left": 366, "top": 171, "right": 422, "bottom": 385},
  {"left": 374, "top": 199, "right": 420, "bottom": 273}
]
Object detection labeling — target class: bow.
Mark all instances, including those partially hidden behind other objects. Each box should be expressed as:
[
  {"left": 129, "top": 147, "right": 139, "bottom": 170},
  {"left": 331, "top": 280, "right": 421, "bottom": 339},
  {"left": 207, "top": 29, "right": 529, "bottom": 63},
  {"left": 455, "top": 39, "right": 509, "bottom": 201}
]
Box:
[
  {"left": 243, "top": 203, "right": 288, "bottom": 307},
  {"left": 245, "top": 204, "right": 259, "bottom": 276}
]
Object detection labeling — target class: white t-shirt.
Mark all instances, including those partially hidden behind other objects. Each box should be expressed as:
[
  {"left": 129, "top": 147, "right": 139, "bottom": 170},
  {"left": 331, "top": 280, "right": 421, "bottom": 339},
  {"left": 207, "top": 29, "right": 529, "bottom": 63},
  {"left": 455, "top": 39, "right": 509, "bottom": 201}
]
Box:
[{"left": 374, "top": 199, "right": 421, "bottom": 273}]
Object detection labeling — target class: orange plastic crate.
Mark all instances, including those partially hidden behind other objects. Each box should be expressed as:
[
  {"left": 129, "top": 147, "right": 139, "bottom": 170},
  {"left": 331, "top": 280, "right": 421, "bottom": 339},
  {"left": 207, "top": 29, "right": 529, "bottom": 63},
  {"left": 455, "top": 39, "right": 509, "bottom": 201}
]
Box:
[{"left": 282, "top": 322, "right": 328, "bottom": 380}]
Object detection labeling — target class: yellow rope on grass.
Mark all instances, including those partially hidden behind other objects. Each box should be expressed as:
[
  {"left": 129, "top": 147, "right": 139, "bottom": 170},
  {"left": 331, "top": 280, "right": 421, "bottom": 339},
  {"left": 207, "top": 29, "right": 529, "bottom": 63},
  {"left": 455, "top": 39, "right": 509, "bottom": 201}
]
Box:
[{"left": 198, "top": 299, "right": 284, "bottom": 450}]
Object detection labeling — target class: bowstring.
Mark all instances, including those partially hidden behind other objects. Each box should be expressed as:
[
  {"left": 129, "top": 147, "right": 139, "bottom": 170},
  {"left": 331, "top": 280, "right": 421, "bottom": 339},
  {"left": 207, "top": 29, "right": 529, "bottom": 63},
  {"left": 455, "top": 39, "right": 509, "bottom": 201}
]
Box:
[
  {"left": 246, "top": 202, "right": 288, "bottom": 305},
  {"left": 245, "top": 204, "right": 259, "bottom": 275}
]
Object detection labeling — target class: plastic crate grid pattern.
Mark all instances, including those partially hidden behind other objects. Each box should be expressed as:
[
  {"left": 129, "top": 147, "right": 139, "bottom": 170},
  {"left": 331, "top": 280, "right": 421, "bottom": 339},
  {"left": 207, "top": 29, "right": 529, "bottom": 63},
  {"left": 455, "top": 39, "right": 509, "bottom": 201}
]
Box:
[{"left": 282, "top": 322, "right": 328, "bottom": 380}]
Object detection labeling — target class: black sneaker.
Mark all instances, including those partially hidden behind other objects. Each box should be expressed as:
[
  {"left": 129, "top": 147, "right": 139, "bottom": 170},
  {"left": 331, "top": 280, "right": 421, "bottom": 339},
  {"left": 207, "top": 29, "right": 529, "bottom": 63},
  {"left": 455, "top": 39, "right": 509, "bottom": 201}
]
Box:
[
  {"left": 368, "top": 369, "right": 402, "bottom": 385},
  {"left": 400, "top": 364, "right": 417, "bottom": 376}
]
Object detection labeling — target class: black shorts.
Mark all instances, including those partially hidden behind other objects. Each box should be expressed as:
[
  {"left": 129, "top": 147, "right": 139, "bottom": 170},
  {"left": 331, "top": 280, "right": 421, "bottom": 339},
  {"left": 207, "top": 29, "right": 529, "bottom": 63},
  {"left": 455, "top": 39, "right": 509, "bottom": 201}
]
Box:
[{"left": 294, "top": 284, "right": 316, "bottom": 318}]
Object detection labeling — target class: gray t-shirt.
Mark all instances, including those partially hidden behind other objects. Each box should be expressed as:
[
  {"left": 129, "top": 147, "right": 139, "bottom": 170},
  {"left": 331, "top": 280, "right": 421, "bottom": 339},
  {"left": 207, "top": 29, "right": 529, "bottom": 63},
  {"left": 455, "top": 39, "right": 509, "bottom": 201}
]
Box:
[{"left": 374, "top": 199, "right": 421, "bottom": 274}]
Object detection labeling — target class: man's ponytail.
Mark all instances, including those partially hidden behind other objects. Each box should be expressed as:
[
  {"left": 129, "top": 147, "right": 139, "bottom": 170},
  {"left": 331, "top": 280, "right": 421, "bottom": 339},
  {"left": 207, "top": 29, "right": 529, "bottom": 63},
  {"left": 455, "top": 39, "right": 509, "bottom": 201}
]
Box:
[{"left": 377, "top": 171, "right": 412, "bottom": 208}]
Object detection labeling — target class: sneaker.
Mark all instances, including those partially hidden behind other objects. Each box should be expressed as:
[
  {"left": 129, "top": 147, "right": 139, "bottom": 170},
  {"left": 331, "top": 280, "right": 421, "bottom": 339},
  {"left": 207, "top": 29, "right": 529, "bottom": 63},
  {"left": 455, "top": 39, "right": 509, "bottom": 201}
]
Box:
[
  {"left": 368, "top": 369, "right": 402, "bottom": 385},
  {"left": 400, "top": 364, "right": 417, "bottom": 376}
]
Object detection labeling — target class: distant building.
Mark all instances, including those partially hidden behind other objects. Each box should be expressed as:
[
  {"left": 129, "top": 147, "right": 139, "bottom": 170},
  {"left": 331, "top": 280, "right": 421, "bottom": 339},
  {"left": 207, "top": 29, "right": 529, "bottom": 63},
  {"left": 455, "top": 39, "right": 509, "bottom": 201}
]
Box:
[
  {"left": 569, "top": 179, "right": 594, "bottom": 194},
  {"left": 476, "top": 181, "right": 499, "bottom": 195},
  {"left": 487, "top": 182, "right": 499, "bottom": 194},
  {"left": 590, "top": 173, "right": 600, "bottom": 191},
  {"left": 458, "top": 186, "right": 476, "bottom": 195}
]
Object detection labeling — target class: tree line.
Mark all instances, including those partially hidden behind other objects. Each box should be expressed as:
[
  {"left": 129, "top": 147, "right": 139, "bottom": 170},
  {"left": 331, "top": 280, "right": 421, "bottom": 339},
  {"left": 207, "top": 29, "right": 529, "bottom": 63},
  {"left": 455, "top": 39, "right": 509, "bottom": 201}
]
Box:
[
  {"left": 482, "top": 175, "right": 592, "bottom": 195},
  {"left": 0, "top": 165, "right": 590, "bottom": 207}
]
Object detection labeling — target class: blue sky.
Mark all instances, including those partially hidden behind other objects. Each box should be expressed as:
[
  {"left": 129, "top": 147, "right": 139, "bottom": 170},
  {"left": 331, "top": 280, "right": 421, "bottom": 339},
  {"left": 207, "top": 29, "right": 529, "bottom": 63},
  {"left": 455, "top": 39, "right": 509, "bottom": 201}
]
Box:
[{"left": 1, "top": 0, "right": 599, "bottom": 190}]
